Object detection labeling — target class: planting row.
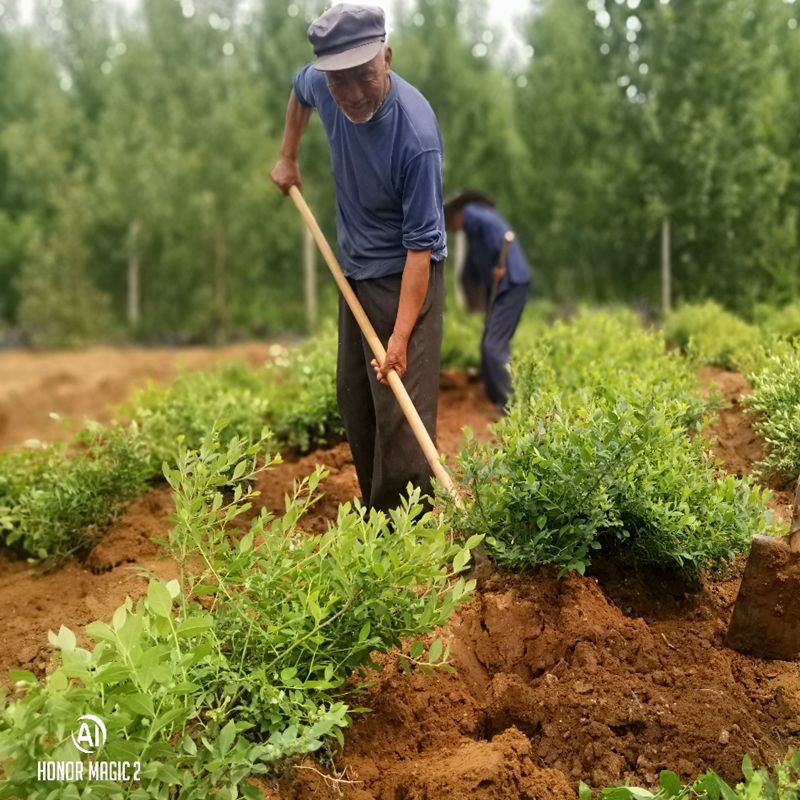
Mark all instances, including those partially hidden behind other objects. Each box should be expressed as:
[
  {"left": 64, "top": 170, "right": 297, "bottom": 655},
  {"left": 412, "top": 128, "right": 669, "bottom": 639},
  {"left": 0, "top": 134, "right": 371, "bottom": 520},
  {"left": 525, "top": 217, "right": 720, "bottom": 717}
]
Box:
[
  {"left": 0, "top": 334, "right": 342, "bottom": 565},
  {"left": 665, "top": 300, "right": 800, "bottom": 483},
  {"left": 442, "top": 309, "right": 778, "bottom": 575},
  {"left": 0, "top": 430, "right": 477, "bottom": 799}
]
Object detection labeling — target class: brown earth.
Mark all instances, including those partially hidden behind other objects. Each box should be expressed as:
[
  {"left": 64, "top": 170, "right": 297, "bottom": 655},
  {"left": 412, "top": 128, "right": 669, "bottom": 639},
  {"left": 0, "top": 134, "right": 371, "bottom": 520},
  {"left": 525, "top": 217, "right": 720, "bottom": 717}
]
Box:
[
  {"left": 700, "top": 366, "right": 764, "bottom": 480},
  {"left": 699, "top": 365, "right": 794, "bottom": 526},
  {"left": 1, "top": 351, "right": 799, "bottom": 799},
  {"left": 0, "top": 342, "right": 277, "bottom": 450}
]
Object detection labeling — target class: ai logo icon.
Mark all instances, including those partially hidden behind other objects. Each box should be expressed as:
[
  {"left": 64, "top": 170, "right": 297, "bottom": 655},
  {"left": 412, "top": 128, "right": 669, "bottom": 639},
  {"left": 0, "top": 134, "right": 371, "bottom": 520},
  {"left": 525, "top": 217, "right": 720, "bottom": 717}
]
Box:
[{"left": 71, "top": 714, "right": 107, "bottom": 755}]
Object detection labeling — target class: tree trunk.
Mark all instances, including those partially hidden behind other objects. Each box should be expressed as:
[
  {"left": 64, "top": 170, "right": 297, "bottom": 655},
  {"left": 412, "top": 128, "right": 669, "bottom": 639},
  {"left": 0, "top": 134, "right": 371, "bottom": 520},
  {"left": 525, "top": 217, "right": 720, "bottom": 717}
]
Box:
[
  {"left": 214, "top": 225, "right": 228, "bottom": 344},
  {"left": 661, "top": 216, "right": 672, "bottom": 316},
  {"left": 453, "top": 230, "right": 466, "bottom": 309},
  {"left": 126, "top": 219, "right": 141, "bottom": 328}
]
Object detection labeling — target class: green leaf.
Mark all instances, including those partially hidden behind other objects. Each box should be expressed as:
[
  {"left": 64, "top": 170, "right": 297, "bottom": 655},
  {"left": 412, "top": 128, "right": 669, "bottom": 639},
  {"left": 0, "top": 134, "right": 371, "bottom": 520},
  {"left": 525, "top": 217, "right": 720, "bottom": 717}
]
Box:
[
  {"left": 147, "top": 580, "right": 174, "bottom": 618},
  {"left": 218, "top": 720, "right": 237, "bottom": 756},
  {"left": 171, "top": 681, "right": 201, "bottom": 694},
  {"left": 428, "top": 638, "right": 443, "bottom": 663},
  {"left": 242, "top": 783, "right": 265, "bottom": 800},
  {"left": 150, "top": 707, "right": 189, "bottom": 737},
  {"left": 625, "top": 790, "right": 656, "bottom": 800},
  {"left": 156, "top": 763, "right": 182, "bottom": 785},
  {"left": 8, "top": 669, "right": 37, "bottom": 684},
  {"left": 176, "top": 615, "right": 213, "bottom": 638},
  {"left": 453, "top": 547, "right": 471, "bottom": 572},
  {"left": 47, "top": 625, "right": 77, "bottom": 652},
  {"left": 47, "top": 669, "right": 68, "bottom": 692},
  {"left": 239, "top": 531, "right": 254, "bottom": 554},
  {"left": 85, "top": 620, "right": 116, "bottom": 643},
  {"left": 464, "top": 534, "right": 484, "bottom": 550},
  {"left": 117, "top": 692, "right": 155, "bottom": 719},
  {"left": 741, "top": 754, "right": 754, "bottom": 780},
  {"left": 658, "top": 771, "right": 682, "bottom": 796},
  {"left": 94, "top": 663, "right": 132, "bottom": 685},
  {"left": 112, "top": 604, "right": 127, "bottom": 631}
]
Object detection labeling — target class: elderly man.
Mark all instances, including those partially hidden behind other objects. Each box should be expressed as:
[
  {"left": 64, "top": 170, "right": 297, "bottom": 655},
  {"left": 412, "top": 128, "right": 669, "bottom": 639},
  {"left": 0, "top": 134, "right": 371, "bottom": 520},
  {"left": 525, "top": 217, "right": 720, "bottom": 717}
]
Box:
[{"left": 270, "top": 3, "right": 447, "bottom": 513}]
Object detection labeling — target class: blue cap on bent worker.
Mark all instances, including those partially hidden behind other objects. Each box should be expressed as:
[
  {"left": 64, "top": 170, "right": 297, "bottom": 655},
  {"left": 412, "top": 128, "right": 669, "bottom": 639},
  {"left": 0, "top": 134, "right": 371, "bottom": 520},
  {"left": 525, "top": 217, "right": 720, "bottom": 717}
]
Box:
[{"left": 308, "top": 3, "right": 386, "bottom": 72}]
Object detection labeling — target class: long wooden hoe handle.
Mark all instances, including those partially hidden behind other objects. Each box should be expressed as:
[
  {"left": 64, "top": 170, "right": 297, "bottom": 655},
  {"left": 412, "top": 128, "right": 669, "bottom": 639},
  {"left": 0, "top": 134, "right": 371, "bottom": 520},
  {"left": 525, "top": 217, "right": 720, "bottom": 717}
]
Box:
[{"left": 287, "top": 185, "right": 460, "bottom": 505}]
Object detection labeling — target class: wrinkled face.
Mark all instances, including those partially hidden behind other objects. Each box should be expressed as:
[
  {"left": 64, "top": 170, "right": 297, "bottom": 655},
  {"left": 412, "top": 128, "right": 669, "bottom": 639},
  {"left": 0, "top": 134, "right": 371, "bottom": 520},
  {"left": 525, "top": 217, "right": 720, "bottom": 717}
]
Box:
[{"left": 325, "top": 47, "right": 392, "bottom": 124}]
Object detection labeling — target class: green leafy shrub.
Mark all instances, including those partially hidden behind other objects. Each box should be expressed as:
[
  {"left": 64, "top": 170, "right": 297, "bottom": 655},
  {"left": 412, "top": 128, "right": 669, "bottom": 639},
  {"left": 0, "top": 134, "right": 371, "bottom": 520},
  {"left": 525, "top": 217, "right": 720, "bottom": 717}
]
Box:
[
  {"left": 449, "top": 392, "right": 772, "bottom": 575},
  {"left": 743, "top": 341, "right": 800, "bottom": 483},
  {"left": 0, "top": 332, "right": 343, "bottom": 563},
  {"left": 441, "top": 303, "right": 484, "bottom": 372},
  {"left": 755, "top": 300, "right": 800, "bottom": 341},
  {"left": 439, "top": 296, "right": 555, "bottom": 372},
  {"left": 0, "top": 422, "right": 151, "bottom": 564},
  {"left": 582, "top": 752, "right": 800, "bottom": 799},
  {"left": 518, "top": 308, "right": 712, "bottom": 427},
  {"left": 442, "top": 309, "right": 776, "bottom": 575},
  {"left": 664, "top": 301, "right": 762, "bottom": 371},
  {"left": 259, "top": 332, "right": 343, "bottom": 452},
  {"left": 0, "top": 430, "right": 476, "bottom": 799},
  {"left": 119, "top": 361, "right": 271, "bottom": 474},
  {"left": 121, "top": 332, "right": 342, "bottom": 465}
]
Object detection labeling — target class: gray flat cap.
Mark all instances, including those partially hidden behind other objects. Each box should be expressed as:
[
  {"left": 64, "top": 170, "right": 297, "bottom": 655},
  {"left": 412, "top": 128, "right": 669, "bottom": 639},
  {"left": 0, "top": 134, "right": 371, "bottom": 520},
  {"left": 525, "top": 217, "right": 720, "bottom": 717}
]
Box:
[{"left": 308, "top": 3, "right": 386, "bottom": 72}]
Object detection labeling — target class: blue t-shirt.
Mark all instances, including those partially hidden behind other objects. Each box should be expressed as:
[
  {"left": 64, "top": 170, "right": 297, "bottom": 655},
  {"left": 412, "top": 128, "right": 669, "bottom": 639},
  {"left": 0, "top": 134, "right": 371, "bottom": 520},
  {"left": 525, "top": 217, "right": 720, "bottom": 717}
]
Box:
[
  {"left": 293, "top": 63, "right": 447, "bottom": 280},
  {"left": 462, "top": 203, "right": 532, "bottom": 290}
]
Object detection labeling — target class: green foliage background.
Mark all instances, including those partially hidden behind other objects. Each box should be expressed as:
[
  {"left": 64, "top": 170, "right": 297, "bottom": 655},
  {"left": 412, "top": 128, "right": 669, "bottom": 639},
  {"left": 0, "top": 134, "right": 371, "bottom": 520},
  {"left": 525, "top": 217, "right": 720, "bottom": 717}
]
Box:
[{"left": 0, "top": 0, "right": 798, "bottom": 345}]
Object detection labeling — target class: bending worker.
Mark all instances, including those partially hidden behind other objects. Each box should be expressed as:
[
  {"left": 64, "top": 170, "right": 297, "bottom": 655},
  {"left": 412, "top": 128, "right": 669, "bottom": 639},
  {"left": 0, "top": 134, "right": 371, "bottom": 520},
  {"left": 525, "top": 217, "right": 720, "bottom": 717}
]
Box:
[
  {"left": 445, "top": 191, "right": 531, "bottom": 411},
  {"left": 270, "top": 3, "right": 447, "bottom": 512}
]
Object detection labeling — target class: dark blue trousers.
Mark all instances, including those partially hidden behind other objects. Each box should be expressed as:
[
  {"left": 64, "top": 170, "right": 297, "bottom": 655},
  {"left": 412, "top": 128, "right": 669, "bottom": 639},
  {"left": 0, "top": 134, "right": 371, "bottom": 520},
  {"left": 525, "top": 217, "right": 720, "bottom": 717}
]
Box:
[
  {"left": 481, "top": 282, "right": 529, "bottom": 407},
  {"left": 337, "top": 261, "right": 444, "bottom": 512}
]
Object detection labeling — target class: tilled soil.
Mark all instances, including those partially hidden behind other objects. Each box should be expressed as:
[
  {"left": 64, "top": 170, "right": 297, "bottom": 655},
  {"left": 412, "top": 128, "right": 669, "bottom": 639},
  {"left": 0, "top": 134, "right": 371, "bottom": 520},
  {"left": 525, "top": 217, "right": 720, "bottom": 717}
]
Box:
[
  {"left": 1, "top": 352, "right": 799, "bottom": 799},
  {"left": 0, "top": 342, "right": 276, "bottom": 450}
]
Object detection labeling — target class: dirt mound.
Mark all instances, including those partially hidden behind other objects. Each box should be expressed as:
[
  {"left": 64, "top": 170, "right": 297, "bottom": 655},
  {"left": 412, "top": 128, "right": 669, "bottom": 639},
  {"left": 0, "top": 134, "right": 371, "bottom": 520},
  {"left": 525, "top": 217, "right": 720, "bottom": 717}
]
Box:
[
  {"left": 0, "top": 488, "right": 178, "bottom": 684},
  {"left": 273, "top": 729, "right": 573, "bottom": 800},
  {"left": 261, "top": 563, "right": 800, "bottom": 799}
]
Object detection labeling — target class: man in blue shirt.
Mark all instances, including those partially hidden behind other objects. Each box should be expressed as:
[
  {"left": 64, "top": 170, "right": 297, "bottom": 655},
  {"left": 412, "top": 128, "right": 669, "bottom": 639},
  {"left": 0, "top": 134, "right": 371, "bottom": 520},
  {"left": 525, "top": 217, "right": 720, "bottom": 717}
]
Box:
[
  {"left": 270, "top": 3, "right": 447, "bottom": 513},
  {"left": 445, "top": 191, "right": 532, "bottom": 411}
]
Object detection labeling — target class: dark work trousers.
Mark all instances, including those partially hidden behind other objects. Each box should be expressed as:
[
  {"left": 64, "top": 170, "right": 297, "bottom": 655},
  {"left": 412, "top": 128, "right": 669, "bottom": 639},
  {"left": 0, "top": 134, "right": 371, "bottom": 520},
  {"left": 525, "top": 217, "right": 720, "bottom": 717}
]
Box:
[
  {"left": 481, "top": 282, "right": 530, "bottom": 407},
  {"left": 337, "top": 261, "right": 444, "bottom": 513}
]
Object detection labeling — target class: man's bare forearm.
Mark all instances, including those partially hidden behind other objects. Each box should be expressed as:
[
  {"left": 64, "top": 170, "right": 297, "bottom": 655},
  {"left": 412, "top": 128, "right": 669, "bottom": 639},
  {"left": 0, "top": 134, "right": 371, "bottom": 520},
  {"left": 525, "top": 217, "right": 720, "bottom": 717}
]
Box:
[
  {"left": 270, "top": 91, "right": 313, "bottom": 193},
  {"left": 393, "top": 249, "right": 431, "bottom": 343},
  {"left": 280, "top": 91, "right": 312, "bottom": 159}
]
